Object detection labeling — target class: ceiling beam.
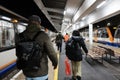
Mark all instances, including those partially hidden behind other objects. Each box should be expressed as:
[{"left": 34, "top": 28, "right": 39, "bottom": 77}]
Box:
[
  {"left": 72, "top": 0, "right": 104, "bottom": 23},
  {"left": 50, "top": 15, "right": 63, "bottom": 19},
  {"left": 45, "top": 7, "right": 64, "bottom": 14},
  {"left": 52, "top": 19, "right": 61, "bottom": 23},
  {"left": 64, "top": 0, "right": 84, "bottom": 19},
  {"left": 34, "top": 0, "right": 55, "bottom": 26},
  {"left": 0, "top": 5, "right": 28, "bottom": 21}
]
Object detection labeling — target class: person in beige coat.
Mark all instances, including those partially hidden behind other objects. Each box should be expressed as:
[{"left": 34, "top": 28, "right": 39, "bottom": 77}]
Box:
[{"left": 20, "top": 15, "right": 58, "bottom": 80}]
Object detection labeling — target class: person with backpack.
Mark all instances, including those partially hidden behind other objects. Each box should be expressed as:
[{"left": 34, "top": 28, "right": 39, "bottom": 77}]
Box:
[
  {"left": 55, "top": 32, "right": 64, "bottom": 53},
  {"left": 65, "top": 30, "right": 88, "bottom": 80},
  {"left": 16, "top": 15, "right": 58, "bottom": 80}
]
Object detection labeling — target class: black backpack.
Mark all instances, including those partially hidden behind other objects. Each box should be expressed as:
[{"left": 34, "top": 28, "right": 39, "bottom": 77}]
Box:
[
  {"left": 55, "top": 34, "right": 62, "bottom": 44},
  {"left": 65, "top": 38, "right": 78, "bottom": 59},
  {"left": 16, "top": 31, "right": 42, "bottom": 71}
]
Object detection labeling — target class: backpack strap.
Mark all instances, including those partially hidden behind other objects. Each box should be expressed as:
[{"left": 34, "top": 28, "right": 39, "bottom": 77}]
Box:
[{"left": 32, "top": 31, "right": 42, "bottom": 40}]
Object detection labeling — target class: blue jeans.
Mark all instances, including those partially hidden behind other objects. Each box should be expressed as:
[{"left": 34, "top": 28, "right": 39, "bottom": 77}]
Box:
[{"left": 26, "top": 75, "right": 48, "bottom": 80}]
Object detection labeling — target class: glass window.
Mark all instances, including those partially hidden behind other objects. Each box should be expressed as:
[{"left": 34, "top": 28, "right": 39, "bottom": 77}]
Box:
[
  {"left": 114, "top": 27, "right": 120, "bottom": 44},
  {"left": 114, "top": 28, "right": 120, "bottom": 38},
  {"left": 17, "top": 24, "right": 26, "bottom": 33},
  {"left": 0, "top": 20, "right": 15, "bottom": 48},
  {"left": 97, "top": 28, "right": 108, "bottom": 38}
]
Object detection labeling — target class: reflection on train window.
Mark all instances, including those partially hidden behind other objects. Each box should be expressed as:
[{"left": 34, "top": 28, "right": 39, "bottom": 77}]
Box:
[
  {"left": 97, "top": 28, "right": 108, "bottom": 38},
  {"left": 114, "top": 28, "right": 120, "bottom": 38},
  {"left": 0, "top": 20, "right": 15, "bottom": 48},
  {"left": 17, "top": 24, "right": 26, "bottom": 33},
  {"left": 83, "top": 32, "right": 89, "bottom": 37},
  {"left": 114, "top": 27, "right": 120, "bottom": 43}
]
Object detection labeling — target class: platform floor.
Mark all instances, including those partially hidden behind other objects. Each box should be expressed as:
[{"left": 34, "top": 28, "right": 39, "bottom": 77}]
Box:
[
  {"left": 10, "top": 58, "right": 54, "bottom": 80},
  {"left": 7, "top": 41, "right": 120, "bottom": 80},
  {"left": 58, "top": 42, "right": 120, "bottom": 80}
]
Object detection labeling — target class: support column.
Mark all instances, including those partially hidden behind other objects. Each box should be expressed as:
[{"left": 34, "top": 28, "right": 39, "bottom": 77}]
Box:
[{"left": 89, "top": 23, "right": 93, "bottom": 49}]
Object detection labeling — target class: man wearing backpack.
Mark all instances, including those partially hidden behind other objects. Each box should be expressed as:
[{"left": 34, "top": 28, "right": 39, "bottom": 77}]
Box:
[
  {"left": 55, "top": 32, "right": 64, "bottom": 53},
  {"left": 65, "top": 30, "right": 88, "bottom": 80},
  {"left": 16, "top": 15, "right": 58, "bottom": 80}
]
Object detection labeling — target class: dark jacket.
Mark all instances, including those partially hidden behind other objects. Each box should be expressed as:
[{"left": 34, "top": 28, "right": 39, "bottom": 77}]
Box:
[
  {"left": 55, "top": 34, "right": 63, "bottom": 44},
  {"left": 21, "top": 25, "right": 58, "bottom": 77},
  {"left": 69, "top": 36, "right": 88, "bottom": 61}
]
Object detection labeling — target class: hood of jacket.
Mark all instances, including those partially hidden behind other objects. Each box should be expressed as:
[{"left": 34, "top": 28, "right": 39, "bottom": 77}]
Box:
[
  {"left": 72, "top": 36, "right": 82, "bottom": 42},
  {"left": 22, "top": 24, "right": 41, "bottom": 40},
  {"left": 26, "top": 24, "right": 41, "bottom": 32}
]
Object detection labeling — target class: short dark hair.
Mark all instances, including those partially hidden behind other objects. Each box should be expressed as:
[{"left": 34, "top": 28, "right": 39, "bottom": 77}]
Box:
[
  {"left": 72, "top": 30, "right": 80, "bottom": 36},
  {"left": 29, "top": 15, "right": 41, "bottom": 23}
]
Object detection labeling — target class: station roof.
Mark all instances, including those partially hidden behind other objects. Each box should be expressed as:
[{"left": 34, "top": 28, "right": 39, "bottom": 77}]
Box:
[{"left": 0, "top": 0, "right": 58, "bottom": 32}]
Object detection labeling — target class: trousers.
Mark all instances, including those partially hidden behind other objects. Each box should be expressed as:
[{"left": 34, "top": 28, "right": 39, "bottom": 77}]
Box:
[{"left": 71, "top": 61, "right": 81, "bottom": 77}]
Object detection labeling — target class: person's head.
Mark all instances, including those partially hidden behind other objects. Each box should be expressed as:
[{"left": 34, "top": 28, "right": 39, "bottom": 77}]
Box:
[
  {"left": 72, "top": 30, "right": 80, "bottom": 36},
  {"left": 66, "top": 33, "right": 68, "bottom": 35},
  {"left": 58, "top": 32, "right": 61, "bottom": 35},
  {"left": 28, "top": 15, "right": 41, "bottom": 28}
]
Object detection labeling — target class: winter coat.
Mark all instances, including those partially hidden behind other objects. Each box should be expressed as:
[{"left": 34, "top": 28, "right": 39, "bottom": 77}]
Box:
[
  {"left": 55, "top": 34, "right": 63, "bottom": 44},
  {"left": 21, "top": 24, "right": 58, "bottom": 77},
  {"left": 68, "top": 36, "right": 88, "bottom": 61}
]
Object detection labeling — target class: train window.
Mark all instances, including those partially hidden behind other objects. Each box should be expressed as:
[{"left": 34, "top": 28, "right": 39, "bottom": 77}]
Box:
[
  {"left": 0, "top": 20, "right": 15, "bottom": 48},
  {"left": 114, "top": 27, "right": 120, "bottom": 38},
  {"left": 114, "top": 26, "right": 120, "bottom": 44},
  {"left": 97, "top": 28, "right": 108, "bottom": 38},
  {"left": 17, "top": 24, "right": 26, "bottom": 33}
]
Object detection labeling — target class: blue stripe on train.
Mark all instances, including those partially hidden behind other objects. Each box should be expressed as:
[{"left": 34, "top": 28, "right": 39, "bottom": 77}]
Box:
[
  {"left": 0, "top": 62, "right": 16, "bottom": 76},
  {"left": 97, "top": 40, "right": 120, "bottom": 47}
]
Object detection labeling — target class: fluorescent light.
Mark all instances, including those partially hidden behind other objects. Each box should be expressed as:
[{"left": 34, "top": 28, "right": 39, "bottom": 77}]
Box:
[
  {"left": 1, "top": 16, "right": 11, "bottom": 21},
  {"left": 82, "top": 16, "right": 86, "bottom": 20},
  {"left": 62, "top": 20, "right": 64, "bottom": 22},
  {"left": 97, "top": 1, "right": 106, "bottom": 8},
  {"left": 64, "top": 10, "right": 66, "bottom": 15},
  {"left": 21, "top": 23, "right": 28, "bottom": 26}
]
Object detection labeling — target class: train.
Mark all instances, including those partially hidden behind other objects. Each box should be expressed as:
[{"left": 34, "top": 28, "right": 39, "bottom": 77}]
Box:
[
  {"left": 81, "top": 25, "right": 120, "bottom": 48},
  {"left": 0, "top": 18, "right": 26, "bottom": 79},
  {"left": 0, "top": 16, "right": 56, "bottom": 79}
]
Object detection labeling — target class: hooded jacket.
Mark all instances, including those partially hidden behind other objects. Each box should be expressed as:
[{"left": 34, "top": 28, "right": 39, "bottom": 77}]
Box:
[
  {"left": 69, "top": 36, "right": 88, "bottom": 61},
  {"left": 21, "top": 24, "right": 58, "bottom": 77}
]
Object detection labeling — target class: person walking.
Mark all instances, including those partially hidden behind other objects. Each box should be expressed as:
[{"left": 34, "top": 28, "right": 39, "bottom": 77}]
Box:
[
  {"left": 18, "top": 15, "right": 58, "bottom": 80},
  {"left": 66, "top": 30, "right": 88, "bottom": 80},
  {"left": 64, "top": 33, "right": 69, "bottom": 43},
  {"left": 55, "top": 32, "right": 64, "bottom": 53}
]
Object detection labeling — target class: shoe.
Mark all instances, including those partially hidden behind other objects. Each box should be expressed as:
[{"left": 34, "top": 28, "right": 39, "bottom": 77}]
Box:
[
  {"left": 72, "top": 76, "right": 77, "bottom": 80},
  {"left": 76, "top": 76, "right": 81, "bottom": 80}
]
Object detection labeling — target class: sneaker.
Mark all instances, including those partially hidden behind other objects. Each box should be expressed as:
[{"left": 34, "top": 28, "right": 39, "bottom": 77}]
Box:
[
  {"left": 76, "top": 76, "right": 81, "bottom": 80},
  {"left": 72, "top": 76, "right": 77, "bottom": 80}
]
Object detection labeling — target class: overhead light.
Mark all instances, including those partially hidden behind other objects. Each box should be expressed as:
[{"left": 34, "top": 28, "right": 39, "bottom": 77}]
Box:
[
  {"left": 97, "top": 25, "right": 100, "bottom": 28},
  {"left": 62, "top": 20, "right": 64, "bottom": 22},
  {"left": 69, "top": 23, "right": 72, "bottom": 26},
  {"left": 113, "top": 27, "right": 117, "bottom": 29},
  {"left": 107, "top": 22, "right": 111, "bottom": 26},
  {"left": 97, "top": 1, "right": 106, "bottom": 8},
  {"left": 12, "top": 19, "right": 18, "bottom": 23},
  {"left": 64, "top": 10, "right": 66, "bottom": 15},
  {"left": 21, "top": 23, "right": 28, "bottom": 26},
  {"left": 82, "top": 17, "right": 86, "bottom": 20},
  {"left": 1, "top": 16, "right": 11, "bottom": 21}
]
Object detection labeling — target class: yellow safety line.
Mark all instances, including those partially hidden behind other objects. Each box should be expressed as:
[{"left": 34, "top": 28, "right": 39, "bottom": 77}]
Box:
[{"left": 54, "top": 52, "right": 59, "bottom": 80}]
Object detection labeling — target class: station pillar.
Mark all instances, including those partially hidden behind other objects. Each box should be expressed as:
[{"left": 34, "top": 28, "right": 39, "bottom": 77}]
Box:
[{"left": 89, "top": 23, "right": 93, "bottom": 49}]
